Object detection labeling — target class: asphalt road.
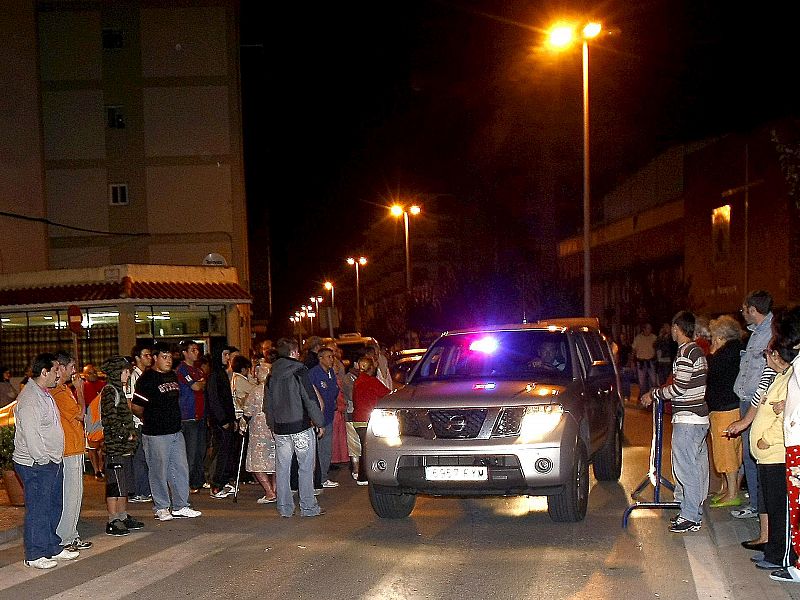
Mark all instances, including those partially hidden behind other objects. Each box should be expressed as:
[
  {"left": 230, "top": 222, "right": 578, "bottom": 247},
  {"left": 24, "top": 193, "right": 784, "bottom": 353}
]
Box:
[{"left": 0, "top": 406, "right": 795, "bottom": 600}]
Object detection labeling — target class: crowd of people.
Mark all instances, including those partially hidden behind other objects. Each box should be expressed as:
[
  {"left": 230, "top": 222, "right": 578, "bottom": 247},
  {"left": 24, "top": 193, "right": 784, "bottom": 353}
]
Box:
[
  {"left": 8, "top": 334, "right": 393, "bottom": 569},
  {"left": 638, "top": 290, "right": 800, "bottom": 584}
]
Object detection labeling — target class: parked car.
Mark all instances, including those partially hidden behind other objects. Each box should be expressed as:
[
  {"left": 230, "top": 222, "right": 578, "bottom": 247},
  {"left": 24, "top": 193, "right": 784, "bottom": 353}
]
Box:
[
  {"left": 389, "top": 348, "right": 427, "bottom": 387},
  {"left": 323, "top": 333, "right": 379, "bottom": 368},
  {"left": 365, "top": 318, "right": 624, "bottom": 522}
]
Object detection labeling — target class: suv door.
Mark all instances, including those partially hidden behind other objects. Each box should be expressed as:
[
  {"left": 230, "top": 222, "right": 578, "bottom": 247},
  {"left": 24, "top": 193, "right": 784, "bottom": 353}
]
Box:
[{"left": 575, "top": 331, "right": 613, "bottom": 453}]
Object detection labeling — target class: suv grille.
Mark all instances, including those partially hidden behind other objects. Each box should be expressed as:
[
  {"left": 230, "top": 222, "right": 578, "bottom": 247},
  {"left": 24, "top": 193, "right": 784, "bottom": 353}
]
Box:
[
  {"left": 396, "top": 408, "right": 490, "bottom": 439},
  {"left": 429, "top": 409, "right": 487, "bottom": 439},
  {"left": 493, "top": 407, "right": 526, "bottom": 437}
]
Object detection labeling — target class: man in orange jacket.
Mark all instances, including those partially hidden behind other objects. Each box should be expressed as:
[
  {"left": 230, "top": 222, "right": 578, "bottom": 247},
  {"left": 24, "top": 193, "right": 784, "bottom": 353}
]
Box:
[{"left": 53, "top": 351, "right": 92, "bottom": 552}]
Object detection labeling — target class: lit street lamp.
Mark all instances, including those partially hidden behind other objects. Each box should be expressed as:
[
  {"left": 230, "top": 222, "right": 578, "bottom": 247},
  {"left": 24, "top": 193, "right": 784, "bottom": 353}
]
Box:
[
  {"left": 347, "top": 256, "right": 367, "bottom": 333},
  {"left": 324, "top": 281, "right": 335, "bottom": 307},
  {"left": 547, "top": 20, "right": 602, "bottom": 317},
  {"left": 323, "top": 281, "right": 335, "bottom": 338},
  {"left": 390, "top": 203, "right": 421, "bottom": 293}
]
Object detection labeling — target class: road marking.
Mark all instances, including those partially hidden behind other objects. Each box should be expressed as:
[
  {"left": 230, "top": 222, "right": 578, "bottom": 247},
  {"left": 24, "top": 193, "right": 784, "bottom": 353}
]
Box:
[
  {"left": 684, "top": 535, "right": 735, "bottom": 599},
  {"left": 0, "top": 532, "right": 152, "bottom": 591},
  {"left": 45, "top": 533, "right": 247, "bottom": 599}
]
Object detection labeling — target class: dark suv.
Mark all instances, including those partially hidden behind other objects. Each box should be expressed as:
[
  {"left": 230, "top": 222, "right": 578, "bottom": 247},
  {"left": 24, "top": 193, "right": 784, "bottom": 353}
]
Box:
[{"left": 365, "top": 318, "right": 624, "bottom": 522}]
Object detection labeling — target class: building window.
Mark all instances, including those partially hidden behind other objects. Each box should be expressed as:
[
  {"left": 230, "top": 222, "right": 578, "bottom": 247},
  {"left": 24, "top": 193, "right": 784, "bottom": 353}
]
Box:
[
  {"left": 711, "top": 205, "right": 731, "bottom": 264},
  {"left": 109, "top": 183, "right": 129, "bottom": 206},
  {"left": 102, "top": 28, "right": 124, "bottom": 50},
  {"left": 106, "top": 106, "right": 126, "bottom": 129}
]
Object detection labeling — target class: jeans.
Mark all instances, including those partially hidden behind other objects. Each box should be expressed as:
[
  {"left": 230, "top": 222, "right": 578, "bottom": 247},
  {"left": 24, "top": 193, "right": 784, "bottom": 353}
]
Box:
[
  {"left": 636, "top": 360, "right": 657, "bottom": 396},
  {"left": 142, "top": 432, "right": 190, "bottom": 512},
  {"left": 15, "top": 461, "right": 63, "bottom": 561},
  {"left": 740, "top": 399, "right": 760, "bottom": 511},
  {"left": 672, "top": 422, "right": 709, "bottom": 523},
  {"left": 620, "top": 366, "right": 634, "bottom": 399},
  {"left": 132, "top": 425, "right": 151, "bottom": 497},
  {"left": 56, "top": 454, "right": 84, "bottom": 545},
  {"left": 181, "top": 419, "right": 208, "bottom": 490},
  {"left": 275, "top": 428, "right": 321, "bottom": 517},
  {"left": 317, "top": 422, "right": 333, "bottom": 481},
  {"left": 210, "top": 424, "right": 237, "bottom": 489}
]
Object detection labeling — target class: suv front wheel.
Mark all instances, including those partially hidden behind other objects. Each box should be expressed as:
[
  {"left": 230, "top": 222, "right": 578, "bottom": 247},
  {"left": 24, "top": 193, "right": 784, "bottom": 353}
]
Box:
[
  {"left": 369, "top": 484, "right": 417, "bottom": 518},
  {"left": 547, "top": 442, "right": 589, "bottom": 522},
  {"left": 593, "top": 416, "right": 623, "bottom": 481}
]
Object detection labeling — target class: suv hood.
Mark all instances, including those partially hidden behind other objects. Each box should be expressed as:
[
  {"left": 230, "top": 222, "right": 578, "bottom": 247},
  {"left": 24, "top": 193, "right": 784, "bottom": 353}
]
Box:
[{"left": 380, "top": 380, "right": 565, "bottom": 409}]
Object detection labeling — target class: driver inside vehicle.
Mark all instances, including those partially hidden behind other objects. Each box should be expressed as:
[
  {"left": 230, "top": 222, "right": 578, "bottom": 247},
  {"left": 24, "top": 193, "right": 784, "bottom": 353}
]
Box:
[{"left": 529, "top": 341, "right": 566, "bottom": 372}]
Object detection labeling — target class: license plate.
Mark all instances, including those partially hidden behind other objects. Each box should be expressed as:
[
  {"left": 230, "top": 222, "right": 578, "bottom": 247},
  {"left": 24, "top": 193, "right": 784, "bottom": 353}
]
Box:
[{"left": 425, "top": 466, "right": 488, "bottom": 481}]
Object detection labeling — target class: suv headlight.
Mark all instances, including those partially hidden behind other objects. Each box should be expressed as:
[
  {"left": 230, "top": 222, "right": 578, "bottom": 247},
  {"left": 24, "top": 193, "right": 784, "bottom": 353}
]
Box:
[
  {"left": 370, "top": 409, "right": 400, "bottom": 438},
  {"left": 518, "top": 404, "right": 564, "bottom": 442}
]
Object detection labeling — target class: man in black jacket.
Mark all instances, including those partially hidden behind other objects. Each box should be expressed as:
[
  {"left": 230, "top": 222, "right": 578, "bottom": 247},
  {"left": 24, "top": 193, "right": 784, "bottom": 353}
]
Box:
[
  {"left": 266, "top": 337, "right": 326, "bottom": 517},
  {"left": 205, "top": 346, "right": 238, "bottom": 498}
]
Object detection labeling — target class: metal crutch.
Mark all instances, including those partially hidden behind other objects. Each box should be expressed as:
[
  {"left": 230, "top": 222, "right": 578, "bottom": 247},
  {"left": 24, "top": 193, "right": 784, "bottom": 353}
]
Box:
[{"left": 232, "top": 421, "right": 247, "bottom": 503}]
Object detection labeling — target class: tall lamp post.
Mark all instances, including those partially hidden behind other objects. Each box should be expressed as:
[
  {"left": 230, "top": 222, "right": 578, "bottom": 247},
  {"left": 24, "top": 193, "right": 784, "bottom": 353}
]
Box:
[
  {"left": 548, "top": 21, "right": 602, "bottom": 317},
  {"left": 347, "top": 256, "right": 367, "bottom": 333},
  {"left": 390, "top": 203, "right": 421, "bottom": 293},
  {"left": 323, "top": 281, "right": 335, "bottom": 338}
]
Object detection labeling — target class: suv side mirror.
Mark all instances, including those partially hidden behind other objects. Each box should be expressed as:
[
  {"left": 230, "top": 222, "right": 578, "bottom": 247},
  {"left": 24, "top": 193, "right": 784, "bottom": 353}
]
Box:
[{"left": 588, "top": 360, "right": 612, "bottom": 379}]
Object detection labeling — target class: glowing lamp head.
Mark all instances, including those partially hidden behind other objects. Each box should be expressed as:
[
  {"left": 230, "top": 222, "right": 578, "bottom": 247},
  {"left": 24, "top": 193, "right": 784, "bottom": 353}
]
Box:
[
  {"left": 358, "top": 257, "right": 367, "bottom": 265},
  {"left": 324, "top": 281, "right": 333, "bottom": 290},
  {"left": 469, "top": 336, "right": 499, "bottom": 354},
  {"left": 547, "top": 23, "right": 575, "bottom": 49},
  {"left": 409, "top": 205, "right": 421, "bottom": 216},
  {"left": 347, "top": 257, "right": 355, "bottom": 265},
  {"left": 583, "top": 22, "right": 602, "bottom": 39},
  {"left": 390, "top": 204, "right": 404, "bottom": 217}
]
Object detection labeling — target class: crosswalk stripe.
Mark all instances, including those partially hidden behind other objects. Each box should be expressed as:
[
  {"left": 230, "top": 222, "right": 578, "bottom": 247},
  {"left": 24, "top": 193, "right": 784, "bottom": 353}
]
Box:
[
  {"left": 0, "top": 532, "right": 152, "bottom": 591},
  {"left": 45, "top": 533, "right": 247, "bottom": 600},
  {"left": 684, "top": 534, "right": 735, "bottom": 600}
]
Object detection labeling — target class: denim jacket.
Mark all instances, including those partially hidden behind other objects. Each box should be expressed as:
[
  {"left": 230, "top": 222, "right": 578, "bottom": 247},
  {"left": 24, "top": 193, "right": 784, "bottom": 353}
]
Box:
[{"left": 734, "top": 312, "right": 773, "bottom": 403}]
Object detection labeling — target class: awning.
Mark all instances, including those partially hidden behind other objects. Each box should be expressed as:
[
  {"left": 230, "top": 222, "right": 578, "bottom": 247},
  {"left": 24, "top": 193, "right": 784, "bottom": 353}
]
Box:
[{"left": 0, "top": 277, "right": 251, "bottom": 310}]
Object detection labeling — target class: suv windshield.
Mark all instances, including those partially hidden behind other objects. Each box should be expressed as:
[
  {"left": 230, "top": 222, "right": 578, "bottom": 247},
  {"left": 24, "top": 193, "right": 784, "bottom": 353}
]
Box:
[{"left": 412, "top": 330, "right": 571, "bottom": 382}]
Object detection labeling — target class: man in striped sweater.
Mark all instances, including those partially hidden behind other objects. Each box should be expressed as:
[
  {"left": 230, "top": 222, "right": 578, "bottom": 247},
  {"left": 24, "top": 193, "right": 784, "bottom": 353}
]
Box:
[{"left": 641, "top": 311, "right": 709, "bottom": 533}]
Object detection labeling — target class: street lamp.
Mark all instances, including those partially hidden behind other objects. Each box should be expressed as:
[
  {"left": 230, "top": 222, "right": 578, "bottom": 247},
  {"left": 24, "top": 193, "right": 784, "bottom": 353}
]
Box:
[
  {"left": 390, "top": 203, "right": 421, "bottom": 293},
  {"left": 347, "top": 256, "right": 367, "bottom": 333},
  {"left": 547, "top": 20, "right": 602, "bottom": 317},
  {"left": 324, "top": 281, "right": 335, "bottom": 307}
]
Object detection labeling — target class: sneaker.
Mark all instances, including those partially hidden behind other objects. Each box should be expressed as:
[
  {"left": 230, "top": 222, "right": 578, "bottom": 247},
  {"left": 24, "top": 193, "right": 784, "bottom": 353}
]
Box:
[
  {"left": 171, "top": 506, "right": 202, "bottom": 518},
  {"left": 356, "top": 480, "right": 369, "bottom": 486},
  {"left": 210, "top": 488, "right": 231, "bottom": 499},
  {"left": 314, "top": 488, "right": 323, "bottom": 496},
  {"left": 669, "top": 513, "right": 681, "bottom": 525},
  {"left": 51, "top": 547, "right": 80, "bottom": 560},
  {"left": 123, "top": 516, "right": 144, "bottom": 530},
  {"left": 750, "top": 552, "right": 765, "bottom": 562},
  {"left": 24, "top": 557, "right": 58, "bottom": 569},
  {"left": 756, "top": 560, "right": 783, "bottom": 570},
  {"left": 223, "top": 483, "right": 235, "bottom": 492},
  {"left": 322, "top": 480, "right": 339, "bottom": 488},
  {"left": 106, "top": 519, "right": 130, "bottom": 536},
  {"left": 202, "top": 482, "right": 211, "bottom": 489},
  {"left": 731, "top": 506, "right": 758, "bottom": 519},
  {"left": 65, "top": 538, "right": 93, "bottom": 551},
  {"left": 302, "top": 509, "right": 326, "bottom": 517},
  {"left": 351, "top": 472, "right": 358, "bottom": 480},
  {"left": 256, "top": 496, "right": 277, "bottom": 504},
  {"left": 770, "top": 566, "right": 800, "bottom": 582},
  {"left": 155, "top": 508, "right": 174, "bottom": 521},
  {"left": 668, "top": 517, "right": 701, "bottom": 533},
  {"left": 129, "top": 495, "right": 153, "bottom": 503}
]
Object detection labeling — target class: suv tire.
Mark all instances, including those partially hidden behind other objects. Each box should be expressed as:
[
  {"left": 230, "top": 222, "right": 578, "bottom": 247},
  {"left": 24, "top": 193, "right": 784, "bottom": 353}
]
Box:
[
  {"left": 369, "top": 484, "right": 416, "bottom": 519},
  {"left": 547, "top": 442, "right": 589, "bottom": 522},
  {"left": 593, "top": 416, "right": 623, "bottom": 481}
]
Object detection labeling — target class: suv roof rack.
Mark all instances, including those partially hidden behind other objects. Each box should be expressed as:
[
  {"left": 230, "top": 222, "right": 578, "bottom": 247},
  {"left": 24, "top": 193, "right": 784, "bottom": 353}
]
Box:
[{"left": 533, "top": 317, "right": 600, "bottom": 331}]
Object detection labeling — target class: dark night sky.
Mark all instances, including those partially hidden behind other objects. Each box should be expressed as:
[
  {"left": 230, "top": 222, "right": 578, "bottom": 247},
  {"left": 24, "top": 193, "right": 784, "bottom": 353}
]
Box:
[{"left": 239, "top": 1, "right": 799, "bottom": 333}]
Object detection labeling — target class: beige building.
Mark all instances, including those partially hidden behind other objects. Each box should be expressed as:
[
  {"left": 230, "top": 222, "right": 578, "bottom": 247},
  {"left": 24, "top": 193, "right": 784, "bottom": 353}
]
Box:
[{"left": 0, "top": 1, "right": 251, "bottom": 359}]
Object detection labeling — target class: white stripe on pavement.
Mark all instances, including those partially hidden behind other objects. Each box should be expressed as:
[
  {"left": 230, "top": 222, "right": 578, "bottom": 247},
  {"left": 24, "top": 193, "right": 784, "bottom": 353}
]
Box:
[
  {"left": 45, "top": 533, "right": 247, "bottom": 600},
  {"left": 684, "top": 535, "right": 735, "bottom": 600},
  {"left": 0, "top": 532, "right": 152, "bottom": 591}
]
